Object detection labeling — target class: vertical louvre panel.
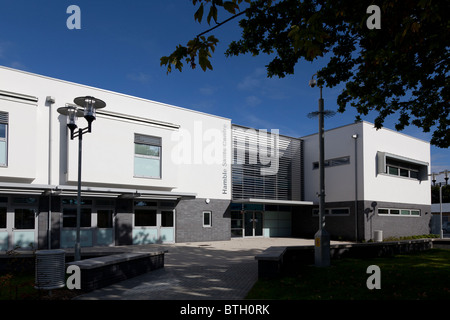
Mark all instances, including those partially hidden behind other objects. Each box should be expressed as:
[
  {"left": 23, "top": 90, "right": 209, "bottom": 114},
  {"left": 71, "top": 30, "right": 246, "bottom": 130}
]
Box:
[{"left": 231, "top": 125, "right": 302, "bottom": 201}]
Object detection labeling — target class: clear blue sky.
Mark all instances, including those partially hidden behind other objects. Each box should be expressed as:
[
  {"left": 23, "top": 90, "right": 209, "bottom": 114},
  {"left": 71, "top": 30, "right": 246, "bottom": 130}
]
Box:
[{"left": 0, "top": 0, "right": 448, "bottom": 181}]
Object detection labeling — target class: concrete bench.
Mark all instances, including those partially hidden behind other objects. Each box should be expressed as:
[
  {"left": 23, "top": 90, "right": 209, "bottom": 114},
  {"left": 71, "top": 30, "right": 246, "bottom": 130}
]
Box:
[
  {"left": 66, "top": 251, "right": 166, "bottom": 292},
  {"left": 255, "top": 246, "right": 287, "bottom": 278}
]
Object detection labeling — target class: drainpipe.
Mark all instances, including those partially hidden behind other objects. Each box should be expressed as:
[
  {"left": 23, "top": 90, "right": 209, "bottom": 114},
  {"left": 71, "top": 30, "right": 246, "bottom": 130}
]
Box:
[
  {"left": 46, "top": 96, "right": 55, "bottom": 249},
  {"left": 352, "top": 134, "right": 358, "bottom": 242}
]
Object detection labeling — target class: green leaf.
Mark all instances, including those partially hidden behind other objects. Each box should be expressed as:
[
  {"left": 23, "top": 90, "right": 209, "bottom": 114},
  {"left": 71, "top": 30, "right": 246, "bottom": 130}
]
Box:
[{"left": 194, "top": 3, "right": 204, "bottom": 23}]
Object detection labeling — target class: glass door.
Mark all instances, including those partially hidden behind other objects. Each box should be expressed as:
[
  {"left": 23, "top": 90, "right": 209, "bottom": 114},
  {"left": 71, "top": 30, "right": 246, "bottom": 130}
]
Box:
[{"left": 244, "top": 211, "right": 263, "bottom": 237}]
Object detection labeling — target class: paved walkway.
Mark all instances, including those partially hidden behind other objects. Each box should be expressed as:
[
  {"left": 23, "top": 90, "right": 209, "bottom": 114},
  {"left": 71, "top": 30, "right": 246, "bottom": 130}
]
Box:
[{"left": 73, "top": 238, "right": 347, "bottom": 300}]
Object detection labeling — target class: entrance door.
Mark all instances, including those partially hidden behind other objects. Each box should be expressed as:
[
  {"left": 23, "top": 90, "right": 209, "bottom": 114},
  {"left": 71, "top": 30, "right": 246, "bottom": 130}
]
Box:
[{"left": 244, "top": 211, "right": 263, "bottom": 237}]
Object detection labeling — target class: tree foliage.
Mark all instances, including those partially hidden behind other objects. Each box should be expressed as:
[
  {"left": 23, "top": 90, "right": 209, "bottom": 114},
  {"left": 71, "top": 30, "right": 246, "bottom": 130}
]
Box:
[{"left": 160, "top": 0, "right": 450, "bottom": 148}]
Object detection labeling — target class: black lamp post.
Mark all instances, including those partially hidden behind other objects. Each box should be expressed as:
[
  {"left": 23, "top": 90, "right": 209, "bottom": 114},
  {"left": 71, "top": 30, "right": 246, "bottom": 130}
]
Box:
[
  {"left": 57, "top": 96, "right": 106, "bottom": 261},
  {"left": 308, "top": 74, "right": 334, "bottom": 267}
]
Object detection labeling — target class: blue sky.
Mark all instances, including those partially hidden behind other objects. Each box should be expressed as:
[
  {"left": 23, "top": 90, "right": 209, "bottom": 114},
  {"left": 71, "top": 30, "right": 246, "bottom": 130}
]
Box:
[{"left": 0, "top": 0, "right": 448, "bottom": 181}]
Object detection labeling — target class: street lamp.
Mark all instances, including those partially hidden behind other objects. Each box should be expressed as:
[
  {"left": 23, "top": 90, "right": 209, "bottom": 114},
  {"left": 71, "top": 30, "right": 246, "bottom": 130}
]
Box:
[
  {"left": 308, "top": 74, "right": 335, "bottom": 267},
  {"left": 57, "top": 96, "right": 106, "bottom": 261},
  {"left": 429, "top": 170, "right": 448, "bottom": 239}
]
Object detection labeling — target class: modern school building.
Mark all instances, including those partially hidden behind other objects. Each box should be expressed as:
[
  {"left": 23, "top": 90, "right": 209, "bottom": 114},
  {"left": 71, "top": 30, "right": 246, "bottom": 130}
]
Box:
[{"left": 0, "top": 66, "right": 431, "bottom": 251}]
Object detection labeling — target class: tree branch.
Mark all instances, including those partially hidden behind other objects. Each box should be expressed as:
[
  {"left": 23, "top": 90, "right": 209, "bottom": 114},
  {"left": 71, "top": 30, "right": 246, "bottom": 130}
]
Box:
[{"left": 196, "top": 9, "right": 248, "bottom": 38}]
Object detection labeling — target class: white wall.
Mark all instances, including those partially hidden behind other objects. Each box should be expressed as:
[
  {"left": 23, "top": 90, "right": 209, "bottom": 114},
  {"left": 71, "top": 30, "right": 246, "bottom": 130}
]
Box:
[
  {"left": 302, "top": 122, "right": 364, "bottom": 203},
  {"left": 362, "top": 122, "right": 430, "bottom": 205},
  {"left": 0, "top": 66, "right": 232, "bottom": 200},
  {"left": 302, "top": 121, "right": 431, "bottom": 206},
  {"left": 0, "top": 97, "right": 39, "bottom": 182}
]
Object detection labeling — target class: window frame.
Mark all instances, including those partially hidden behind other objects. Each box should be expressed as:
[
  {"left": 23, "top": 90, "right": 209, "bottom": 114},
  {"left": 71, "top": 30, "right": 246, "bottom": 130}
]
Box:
[
  {"left": 0, "top": 113, "right": 9, "bottom": 167},
  {"left": 377, "top": 208, "right": 421, "bottom": 217},
  {"left": 313, "top": 156, "right": 350, "bottom": 170},
  {"left": 312, "top": 207, "right": 350, "bottom": 216},
  {"left": 134, "top": 134, "right": 162, "bottom": 179},
  {"left": 203, "top": 211, "right": 212, "bottom": 228}
]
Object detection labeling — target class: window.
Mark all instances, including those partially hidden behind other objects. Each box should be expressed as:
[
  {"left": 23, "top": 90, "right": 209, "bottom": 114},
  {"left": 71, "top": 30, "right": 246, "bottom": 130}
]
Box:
[
  {"left": 14, "top": 209, "right": 35, "bottom": 229},
  {"left": 134, "top": 134, "right": 161, "bottom": 178},
  {"left": 161, "top": 210, "right": 174, "bottom": 227},
  {"left": 0, "top": 207, "right": 6, "bottom": 228},
  {"left": 62, "top": 208, "right": 92, "bottom": 228},
  {"left": 97, "top": 210, "right": 113, "bottom": 228},
  {"left": 377, "top": 152, "right": 427, "bottom": 180},
  {"left": 203, "top": 211, "right": 212, "bottom": 227},
  {"left": 312, "top": 208, "right": 350, "bottom": 216},
  {"left": 135, "top": 209, "right": 157, "bottom": 227},
  {"left": 313, "top": 156, "right": 350, "bottom": 170},
  {"left": 0, "top": 112, "right": 8, "bottom": 167},
  {"left": 378, "top": 208, "right": 421, "bottom": 216},
  {"left": 231, "top": 211, "right": 243, "bottom": 237}
]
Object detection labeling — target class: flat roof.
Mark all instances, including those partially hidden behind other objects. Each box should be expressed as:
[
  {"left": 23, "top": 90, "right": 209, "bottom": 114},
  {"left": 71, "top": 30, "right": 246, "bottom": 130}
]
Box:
[{"left": 0, "top": 65, "right": 231, "bottom": 122}]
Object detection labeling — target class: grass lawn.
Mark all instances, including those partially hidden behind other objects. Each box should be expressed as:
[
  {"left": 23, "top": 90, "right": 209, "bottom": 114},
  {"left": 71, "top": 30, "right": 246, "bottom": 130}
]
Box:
[{"left": 246, "top": 248, "right": 450, "bottom": 300}]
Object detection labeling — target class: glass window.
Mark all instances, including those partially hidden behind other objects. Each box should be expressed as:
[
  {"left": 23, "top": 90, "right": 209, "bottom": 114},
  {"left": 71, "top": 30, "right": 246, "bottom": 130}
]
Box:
[
  {"left": 62, "top": 208, "right": 92, "bottom": 228},
  {"left": 378, "top": 208, "right": 389, "bottom": 215},
  {"left": 0, "top": 207, "right": 6, "bottom": 228},
  {"left": 134, "top": 135, "right": 162, "bottom": 179},
  {"left": 390, "top": 209, "right": 400, "bottom": 215},
  {"left": 410, "top": 170, "right": 419, "bottom": 179},
  {"left": 97, "top": 210, "right": 113, "bottom": 228},
  {"left": 62, "top": 198, "right": 92, "bottom": 206},
  {"left": 0, "top": 122, "right": 7, "bottom": 166},
  {"left": 203, "top": 211, "right": 212, "bottom": 227},
  {"left": 388, "top": 166, "right": 399, "bottom": 175},
  {"left": 161, "top": 211, "right": 174, "bottom": 227},
  {"left": 134, "top": 200, "right": 157, "bottom": 207},
  {"left": 135, "top": 209, "right": 156, "bottom": 227},
  {"left": 401, "top": 209, "right": 410, "bottom": 215},
  {"left": 14, "top": 209, "right": 35, "bottom": 229},
  {"left": 411, "top": 210, "right": 420, "bottom": 216},
  {"left": 331, "top": 208, "right": 350, "bottom": 215},
  {"left": 400, "top": 168, "right": 409, "bottom": 177}
]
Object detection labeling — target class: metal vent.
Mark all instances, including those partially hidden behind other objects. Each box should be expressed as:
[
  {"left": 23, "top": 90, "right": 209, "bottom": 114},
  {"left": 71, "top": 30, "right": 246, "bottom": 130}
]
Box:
[
  {"left": 135, "top": 134, "right": 161, "bottom": 146},
  {"left": 35, "top": 249, "right": 66, "bottom": 290},
  {"left": 0, "top": 111, "right": 8, "bottom": 124}
]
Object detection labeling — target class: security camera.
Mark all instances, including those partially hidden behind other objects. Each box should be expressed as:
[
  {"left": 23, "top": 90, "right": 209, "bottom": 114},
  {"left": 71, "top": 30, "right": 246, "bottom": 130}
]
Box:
[{"left": 309, "top": 79, "right": 317, "bottom": 88}]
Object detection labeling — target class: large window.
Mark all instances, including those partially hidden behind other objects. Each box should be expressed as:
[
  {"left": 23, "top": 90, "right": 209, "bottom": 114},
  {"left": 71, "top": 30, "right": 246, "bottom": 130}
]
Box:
[
  {"left": 14, "top": 209, "right": 35, "bottom": 229},
  {"left": 134, "top": 134, "right": 162, "bottom": 179},
  {"left": 0, "top": 112, "right": 9, "bottom": 166},
  {"left": 377, "top": 152, "right": 427, "bottom": 181},
  {"left": 386, "top": 158, "right": 420, "bottom": 180},
  {"left": 135, "top": 209, "right": 157, "bottom": 227},
  {"left": 62, "top": 208, "right": 92, "bottom": 228}
]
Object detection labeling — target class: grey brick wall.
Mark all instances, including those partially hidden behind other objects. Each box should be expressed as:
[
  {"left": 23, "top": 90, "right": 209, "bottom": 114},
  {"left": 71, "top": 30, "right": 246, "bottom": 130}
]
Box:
[
  {"left": 292, "top": 200, "right": 432, "bottom": 241},
  {"left": 175, "top": 198, "right": 231, "bottom": 242}
]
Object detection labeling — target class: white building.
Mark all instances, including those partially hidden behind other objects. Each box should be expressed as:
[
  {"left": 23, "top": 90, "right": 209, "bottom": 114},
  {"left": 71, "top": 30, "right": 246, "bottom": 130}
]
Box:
[
  {"left": 298, "top": 121, "right": 431, "bottom": 240},
  {"left": 0, "top": 66, "right": 432, "bottom": 251}
]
